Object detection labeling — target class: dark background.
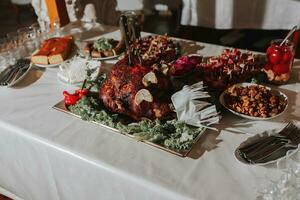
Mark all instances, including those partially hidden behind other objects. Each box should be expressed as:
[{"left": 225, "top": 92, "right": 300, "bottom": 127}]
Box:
[{"left": 0, "top": 0, "right": 297, "bottom": 58}]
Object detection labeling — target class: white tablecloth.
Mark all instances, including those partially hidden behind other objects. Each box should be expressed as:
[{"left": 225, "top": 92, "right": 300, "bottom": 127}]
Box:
[
  {"left": 181, "top": 0, "right": 300, "bottom": 29},
  {"left": 0, "top": 30, "right": 300, "bottom": 200}
]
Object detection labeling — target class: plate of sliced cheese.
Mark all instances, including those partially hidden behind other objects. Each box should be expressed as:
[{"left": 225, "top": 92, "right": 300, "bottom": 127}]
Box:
[{"left": 31, "top": 36, "right": 74, "bottom": 68}]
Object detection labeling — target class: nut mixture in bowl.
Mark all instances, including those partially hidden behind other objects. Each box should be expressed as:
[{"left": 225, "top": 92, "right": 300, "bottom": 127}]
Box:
[{"left": 224, "top": 84, "right": 287, "bottom": 118}]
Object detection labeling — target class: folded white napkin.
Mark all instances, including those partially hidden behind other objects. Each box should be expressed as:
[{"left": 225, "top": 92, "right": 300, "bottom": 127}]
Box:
[
  {"left": 171, "top": 82, "right": 220, "bottom": 130},
  {"left": 57, "top": 57, "right": 100, "bottom": 84}
]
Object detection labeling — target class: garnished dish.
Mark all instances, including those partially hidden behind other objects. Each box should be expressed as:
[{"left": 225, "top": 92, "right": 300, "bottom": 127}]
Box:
[
  {"left": 31, "top": 36, "right": 74, "bottom": 67},
  {"left": 83, "top": 38, "right": 124, "bottom": 59},
  {"left": 99, "top": 35, "right": 182, "bottom": 121},
  {"left": 54, "top": 35, "right": 220, "bottom": 156},
  {"left": 197, "top": 49, "right": 265, "bottom": 91},
  {"left": 55, "top": 74, "right": 207, "bottom": 156},
  {"left": 130, "top": 35, "right": 179, "bottom": 66},
  {"left": 220, "top": 83, "right": 288, "bottom": 119}
]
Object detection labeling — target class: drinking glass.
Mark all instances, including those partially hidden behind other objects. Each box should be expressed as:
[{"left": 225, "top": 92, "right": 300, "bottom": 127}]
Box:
[
  {"left": 38, "top": 19, "right": 51, "bottom": 40},
  {"left": 17, "top": 26, "right": 39, "bottom": 56},
  {"left": 265, "top": 39, "right": 295, "bottom": 84},
  {"left": 0, "top": 37, "right": 8, "bottom": 52},
  {"left": 30, "top": 22, "right": 42, "bottom": 48},
  {"left": 30, "top": 22, "right": 41, "bottom": 35},
  {"left": 51, "top": 17, "right": 61, "bottom": 37},
  {"left": 0, "top": 51, "right": 9, "bottom": 68},
  {"left": 6, "top": 32, "right": 21, "bottom": 47}
]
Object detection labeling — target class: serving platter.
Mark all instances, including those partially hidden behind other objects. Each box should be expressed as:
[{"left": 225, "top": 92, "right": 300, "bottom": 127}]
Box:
[
  {"left": 53, "top": 100, "right": 206, "bottom": 157},
  {"left": 219, "top": 82, "right": 288, "bottom": 120}
]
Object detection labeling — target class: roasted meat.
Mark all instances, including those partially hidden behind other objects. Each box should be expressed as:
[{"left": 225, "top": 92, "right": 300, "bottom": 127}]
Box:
[
  {"left": 99, "top": 35, "right": 180, "bottom": 120},
  {"left": 130, "top": 35, "right": 178, "bottom": 66},
  {"left": 99, "top": 58, "right": 173, "bottom": 120},
  {"left": 197, "top": 49, "right": 264, "bottom": 91}
]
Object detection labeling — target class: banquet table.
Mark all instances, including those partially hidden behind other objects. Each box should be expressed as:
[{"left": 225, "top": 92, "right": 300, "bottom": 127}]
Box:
[{"left": 0, "top": 28, "right": 300, "bottom": 200}]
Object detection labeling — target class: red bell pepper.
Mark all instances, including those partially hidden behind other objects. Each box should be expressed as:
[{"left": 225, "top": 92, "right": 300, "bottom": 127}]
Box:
[
  {"left": 75, "top": 89, "right": 88, "bottom": 98},
  {"left": 63, "top": 83, "right": 89, "bottom": 107},
  {"left": 63, "top": 91, "right": 80, "bottom": 106}
]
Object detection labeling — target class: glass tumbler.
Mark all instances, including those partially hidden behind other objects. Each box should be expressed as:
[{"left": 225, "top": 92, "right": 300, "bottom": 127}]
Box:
[
  {"left": 0, "top": 51, "right": 9, "bottom": 69},
  {"left": 264, "top": 39, "right": 295, "bottom": 84}
]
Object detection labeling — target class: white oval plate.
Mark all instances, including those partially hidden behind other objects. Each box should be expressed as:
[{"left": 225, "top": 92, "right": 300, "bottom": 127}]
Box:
[
  {"left": 219, "top": 82, "right": 288, "bottom": 120},
  {"left": 79, "top": 38, "right": 123, "bottom": 61},
  {"left": 89, "top": 53, "right": 121, "bottom": 61},
  {"left": 31, "top": 44, "right": 78, "bottom": 68},
  {"left": 34, "top": 62, "right": 60, "bottom": 68}
]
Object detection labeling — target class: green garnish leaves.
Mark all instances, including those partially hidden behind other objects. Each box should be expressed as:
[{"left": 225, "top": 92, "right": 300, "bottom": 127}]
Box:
[
  {"left": 69, "top": 96, "right": 205, "bottom": 152},
  {"left": 93, "top": 38, "right": 117, "bottom": 51}
]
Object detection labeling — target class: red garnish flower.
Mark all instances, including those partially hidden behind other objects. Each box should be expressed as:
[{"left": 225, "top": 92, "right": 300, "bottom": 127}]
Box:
[{"left": 170, "top": 55, "right": 202, "bottom": 76}]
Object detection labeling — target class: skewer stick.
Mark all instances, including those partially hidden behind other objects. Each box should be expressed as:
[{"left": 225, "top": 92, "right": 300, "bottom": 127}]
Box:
[{"left": 120, "top": 15, "right": 133, "bottom": 66}]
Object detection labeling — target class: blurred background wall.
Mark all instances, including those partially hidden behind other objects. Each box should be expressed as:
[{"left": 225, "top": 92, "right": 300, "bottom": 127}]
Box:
[{"left": 0, "top": 0, "right": 299, "bottom": 57}]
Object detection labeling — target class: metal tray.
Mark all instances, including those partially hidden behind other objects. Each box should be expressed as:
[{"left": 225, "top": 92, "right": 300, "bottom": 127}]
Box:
[{"left": 53, "top": 100, "right": 205, "bottom": 157}]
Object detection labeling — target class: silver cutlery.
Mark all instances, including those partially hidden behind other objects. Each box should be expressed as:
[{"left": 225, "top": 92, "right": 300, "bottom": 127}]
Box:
[
  {"left": 238, "top": 122, "right": 300, "bottom": 164},
  {"left": 0, "top": 59, "right": 30, "bottom": 86},
  {"left": 239, "top": 135, "right": 288, "bottom": 154}
]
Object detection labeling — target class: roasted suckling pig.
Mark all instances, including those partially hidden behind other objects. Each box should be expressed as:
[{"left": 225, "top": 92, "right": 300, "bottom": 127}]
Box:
[
  {"left": 100, "top": 59, "right": 173, "bottom": 120},
  {"left": 99, "top": 35, "right": 180, "bottom": 120}
]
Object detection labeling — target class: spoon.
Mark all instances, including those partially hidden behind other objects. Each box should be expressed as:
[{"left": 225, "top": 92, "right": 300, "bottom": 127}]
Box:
[{"left": 280, "top": 25, "right": 298, "bottom": 46}]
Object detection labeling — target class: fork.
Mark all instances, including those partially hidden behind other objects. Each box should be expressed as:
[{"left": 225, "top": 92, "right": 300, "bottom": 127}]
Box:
[
  {"left": 239, "top": 123, "right": 295, "bottom": 155},
  {"left": 0, "top": 61, "right": 29, "bottom": 86},
  {"left": 238, "top": 122, "right": 300, "bottom": 164},
  {"left": 248, "top": 143, "right": 298, "bottom": 164},
  {"left": 239, "top": 135, "right": 288, "bottom": 154}
]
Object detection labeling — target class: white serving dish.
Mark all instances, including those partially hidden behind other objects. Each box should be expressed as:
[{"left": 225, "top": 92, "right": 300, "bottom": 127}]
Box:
[{"left": 219, "top": 82, "right": 288, "bottom": 120}]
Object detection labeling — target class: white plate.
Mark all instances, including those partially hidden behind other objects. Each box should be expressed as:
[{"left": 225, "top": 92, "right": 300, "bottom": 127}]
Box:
[
  {"left": 78, "top": 51, "right": 122, "bottom": 61},
  {"left": 89, "top": 53, "right": 121, "bottom": 61},
  {"left": 34, "top": 62, "right": 60, "bottom": 68},
  {"left": 6, "top": 63, "right": 33, "bottom": 87},
  {"left": 219, "top": 82, "right": 288, "bottom": 120},
  {"left": 79, "top": 38, "right": 123, "bottom": 61},
  {"left": 31, "top": 44, "right": 78, "bottom": 68}
]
